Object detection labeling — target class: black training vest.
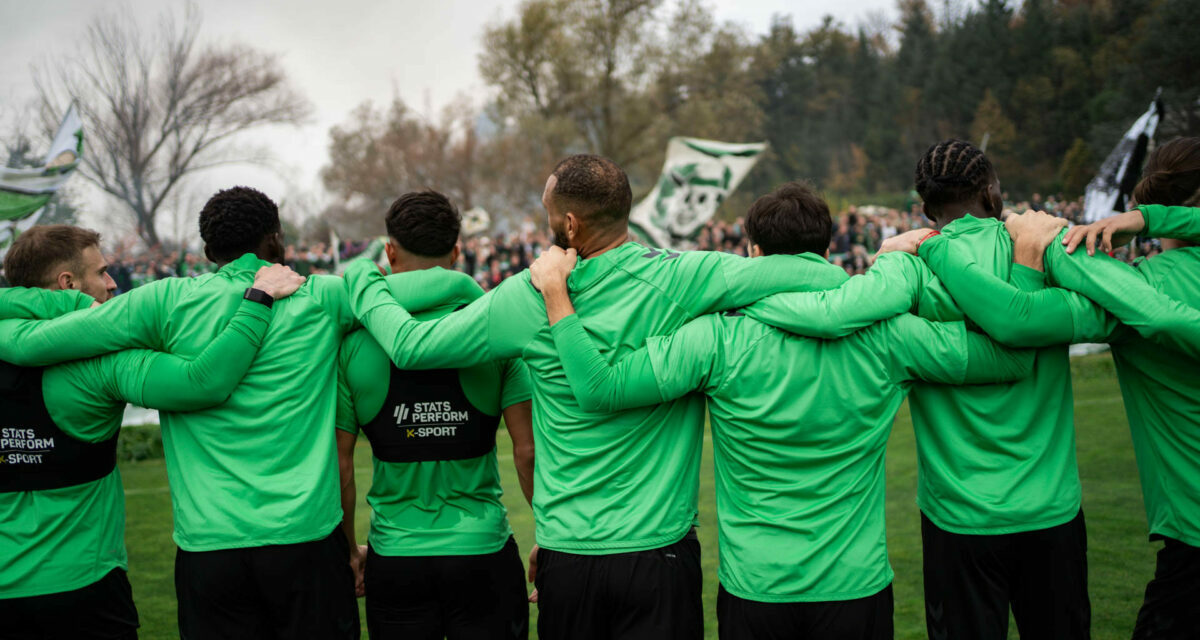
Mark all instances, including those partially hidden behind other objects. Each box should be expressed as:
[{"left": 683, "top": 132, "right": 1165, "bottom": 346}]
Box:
[
  {"left": 361, "top": 364, "right": 502, "bottom": 463},
  {"left": 0, "top": 361, "right": 120, "bottom": 493}
]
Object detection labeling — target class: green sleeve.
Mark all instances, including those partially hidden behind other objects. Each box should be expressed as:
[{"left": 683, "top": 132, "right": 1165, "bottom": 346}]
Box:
[
  {"left": 500, "top": 358, "right": 533, "bottom": 409},
  {"left": 344, "top": 259, "right": 542, "bottom": 369},
  {"left": 549, "top": 314, "right": 667, "bottom": 413},
  {"left": 1045, "top": 241, "right": 1200, "bottom": 358},
  {"left": 870, "top": 315, "right": 1033, "bottom": 385},
  {"left": 672, "top": 252, "right": 849, "bottom": 317},
  {"left": 0, "top": 287, "right": 93, "bottom": 318},
  {"left": 1139, "top": 205, "right": 1200, "bottom": 241},
  {"left": 917, "top": 234, "right": 1120, "bottom": 346},
  {"left": 0, "top": 280, "right": 172, "bottom": 366},
  {"left": 335, "top": 344, "right": 358, "bottom": 435},
  {"left": 310, "top": 275, "right": 360, "bottom": 334},
  {"left": 103, "top": 299, "right": 272, "bottom": 411},
  {"left": 740, "top": 252, "right": 927, "bottom": 338}
]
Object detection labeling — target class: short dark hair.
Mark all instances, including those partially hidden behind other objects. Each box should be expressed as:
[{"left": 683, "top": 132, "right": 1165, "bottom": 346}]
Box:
[
  {"left": 914, "top": 139, "right": 996, "bottom": 213},
  {"left": 551, "top": 154, "right": 632, "bottom": 228},
  {"left": 3, "top": 224, "right": 101, "bottom": 288},
  {"left": 385, "top": 190, "right": 461, "bottom": 257},
  {"left": 1133, "top": 137, "right": 1200, "bottom": 207},
  {"left": 198, "top": 186, "right": 281, "bottom": 262},
  {"left": 744, "top": 182, "right": 832, "bottom": 256}
]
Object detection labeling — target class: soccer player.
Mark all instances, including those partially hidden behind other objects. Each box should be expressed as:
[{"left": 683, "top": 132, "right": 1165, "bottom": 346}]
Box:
[
  {"left": 0, "top": 224, "right": 302, "bottom": 639},
  {"left": 526, "top": 182, "right": 1033, "bottom": 640},
  {"left": 336, "top": 191, "right": 534, "bottom": 639},
  {"left": 0, "top": 188, "right": 361, "bottom": 639},
  {"left": 737, "top": 140, "right": 1121, "bottom": 639},
  {"left": 341, "top": 155, "right": 851, "bottom": 639},
  {"left": 894, "top": 138, "right": 1200, "bottom": 639}
]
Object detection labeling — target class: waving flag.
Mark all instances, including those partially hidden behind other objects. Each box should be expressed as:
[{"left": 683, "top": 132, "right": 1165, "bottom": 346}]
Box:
[
  {"left": 0, "top": 104, "right": 84, "bottom": 255},
  {"left": 1083, "top": 91, "right": 1163, "bottom": 223},
  {"left": 629, "top": 137, "right": 766, "bottom": 249}
]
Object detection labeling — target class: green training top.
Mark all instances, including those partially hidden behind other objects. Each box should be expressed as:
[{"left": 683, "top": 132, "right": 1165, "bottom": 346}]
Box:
[
  {"left": 343, "top": 243, "right": 850, "bottom": 554},
  {"left": 1, "top": 295, "right": 273, "bottom": 598},
  {"left": 743, "top": 215, "right": 1113, "bottom": 534},
  {"left": 916, "top": 204, "right": 1200, "bottom": 546},
  {"left": 0, "top": 253, "right": 357, "bottom": 551},
  {"left": 549, "top": 310, "right": 1031, "bottom": 602},
  {"left": 337, "top": 268, "right": 532, "bottom": 556}
]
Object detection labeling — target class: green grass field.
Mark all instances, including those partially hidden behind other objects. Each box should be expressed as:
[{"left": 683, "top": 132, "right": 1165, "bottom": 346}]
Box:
[{"left": 120, "top": 354, "right": 1155, "bottom": 639}]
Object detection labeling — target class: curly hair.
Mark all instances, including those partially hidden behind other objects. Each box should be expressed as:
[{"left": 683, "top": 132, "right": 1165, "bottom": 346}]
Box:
[
  {"left": 1133, "top": 137, "right": 1200, "bottom": 207},
  {"left": 198, "top": 187, "right": 281, "bottom": 262},
  {"left": 914, "top": 139, "right": 996, "bottom": 213}
]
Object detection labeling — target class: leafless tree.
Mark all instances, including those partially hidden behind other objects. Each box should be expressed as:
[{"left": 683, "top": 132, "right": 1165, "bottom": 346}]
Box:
[{"left": 32, "top": 4, "right": 311, "bottom": 247}]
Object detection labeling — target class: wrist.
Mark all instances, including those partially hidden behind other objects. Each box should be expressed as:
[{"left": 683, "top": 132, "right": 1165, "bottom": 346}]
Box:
[
  {"left": 243, "top": 287, "right": 275, "bottom": 308},
  {"left": 915, "top": 230, "right": 941, "bottom": 255}
]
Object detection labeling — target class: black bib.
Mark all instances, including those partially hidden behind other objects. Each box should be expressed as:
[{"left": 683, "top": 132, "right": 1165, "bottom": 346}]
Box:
[
  {"left": 0, "top": 361, "right": 119, "bottom": 493},
  {"left": 361, "top": 365, "right": 501, "bottom": 463}
]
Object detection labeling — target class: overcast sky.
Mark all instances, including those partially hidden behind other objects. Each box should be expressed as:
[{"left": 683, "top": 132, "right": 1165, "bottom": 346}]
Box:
[{"left": 0, "top": 0, "right": 894, "bottom": 238}]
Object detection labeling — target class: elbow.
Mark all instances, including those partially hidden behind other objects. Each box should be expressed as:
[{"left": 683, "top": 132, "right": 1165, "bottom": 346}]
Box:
[{"left": 513, "top": 442, "right": 535, "bottom": 470}]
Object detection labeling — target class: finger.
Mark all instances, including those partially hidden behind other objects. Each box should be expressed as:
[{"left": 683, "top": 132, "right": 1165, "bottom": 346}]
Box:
[
  {"left": 1102, "top": 227, "right": 1114, "bottom": 254},
  {"left": 528, "top": 588, "right": 539, "bottom": 603},
  {"left": 1085, "top": 227, "right": 1101, "bottom": 256},
  {"left": 1063, "top": 227, "right": 1083, "bottom": 253}
]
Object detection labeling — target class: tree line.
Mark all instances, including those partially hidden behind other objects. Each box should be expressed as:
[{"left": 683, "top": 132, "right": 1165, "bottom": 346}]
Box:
[{"left": 323, "top": 0, "right": 1198, "bottom": 237}]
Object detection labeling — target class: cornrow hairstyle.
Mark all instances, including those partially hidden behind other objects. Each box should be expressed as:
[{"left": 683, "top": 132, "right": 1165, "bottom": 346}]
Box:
[
  {"left": 914, "top": 139, "right": 996, "bottom": 212},
  {"left": 1132, "top": 137, "right": 1200, "bottom": 208},
  {"left": 198, "top": 186, "right": 281, "bottom": 262}
]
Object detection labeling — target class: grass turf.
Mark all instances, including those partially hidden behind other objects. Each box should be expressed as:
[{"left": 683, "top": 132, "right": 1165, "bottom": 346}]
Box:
[{"left": 120, "top": 354, "right": 1154, "bottom": 638}]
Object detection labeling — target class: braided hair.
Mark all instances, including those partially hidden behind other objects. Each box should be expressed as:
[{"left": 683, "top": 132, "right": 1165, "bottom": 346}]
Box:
[
  {"left": 914, "top": 139, "right": 998, "bottom": 218},
  {"left": 1133, "top": 137, "right": 1200, "bottom": 208},
  {"left": 198, "top": 186, "right": 281, "bottom": 262}
]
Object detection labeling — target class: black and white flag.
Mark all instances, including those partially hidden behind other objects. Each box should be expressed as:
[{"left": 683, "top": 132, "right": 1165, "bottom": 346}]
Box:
[{"left": 1082, "top": 91, "right": 1164, "bottom": 223}]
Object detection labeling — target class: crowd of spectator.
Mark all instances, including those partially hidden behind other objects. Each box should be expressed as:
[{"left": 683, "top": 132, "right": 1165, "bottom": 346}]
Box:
[{"left": 5, "top": 194, "right": 1160, "bottom": 295}]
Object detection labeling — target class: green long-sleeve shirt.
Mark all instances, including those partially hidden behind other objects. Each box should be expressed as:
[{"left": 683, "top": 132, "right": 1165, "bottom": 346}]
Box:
[
  {"left": 2, "top": 296, "right": 274, "bottom": 598},
  {"left": 337, "top": 268, "right": 532, "bottom": 556},
  {"left": 743, "top": 215, "right": 1105, "bottom": 534},
  {"left": 917, "top": 204, "right": 1200, "bottom": 546},
  {"left": 549, "top": 310, "right": 1031, "bottom": 602},
  {"left": 343, "top": 243, "right": 850, "bottom": 554},
  {"left": 0, "top": 253, "right": 357, "bottom": 551}
]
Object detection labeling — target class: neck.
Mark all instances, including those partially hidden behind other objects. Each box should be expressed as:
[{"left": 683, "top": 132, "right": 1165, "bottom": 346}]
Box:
[
  {"left": 1161, "top": 238, "right": 1196, "bottom": 252},
  {"left": 576, "top": 229, "right": 631, "bottom": 259},
  {"left": 930, "top": 205, "right": 994, "bottom": 230},
  {"left": 390, "top": 256, "right": 453, "bottom": 274}
]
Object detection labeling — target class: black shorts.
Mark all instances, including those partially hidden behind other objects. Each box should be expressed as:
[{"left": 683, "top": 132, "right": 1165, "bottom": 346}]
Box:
[
  {"left": 1132, "top": 536, "right": 1200, "bottom": 639},
  {"left": 0, "top": 567, "right": 139, "bottom": 640},
  {"left": 175, "top": 526, "right": 359, "bottom": 640},
  {"left": 716, "top": 583, "right": 893, "bottom": 640},
  {"left": 921, "top": 509, "right": 1090, "bottom": 640},
  {"left": 534, "top": 529, "right": 702, "bottom": 640},
  {"left": 364, "top": 536, "right": 528, "bottom": 640}
]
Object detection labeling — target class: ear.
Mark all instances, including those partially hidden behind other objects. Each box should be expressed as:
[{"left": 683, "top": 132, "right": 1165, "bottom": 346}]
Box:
[
  {"left": 748, "top": 243, "right": 762, "bottom": 258},
  {"left": 55, "top": 270, "right": 75, "bottom": 291},
  {"left": 204, "top": 245, "right": 215, "bottom": 264},
  {"left": 449, "top": 244, "right": 461, "bottom": 264},
  {"left": 823, "top": 248, "right": 830, "bottom": 259},
  {"left": 565, "top": 212, "right": 580, "bottom": 241},
  {"left": 384, "top": 240, "right": 397, "bottom": 264}
]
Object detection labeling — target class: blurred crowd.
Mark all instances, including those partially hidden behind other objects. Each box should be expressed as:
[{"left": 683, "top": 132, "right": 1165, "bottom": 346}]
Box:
[{"left": 36, "top": 194, "right": 1158, "bottom": 296}]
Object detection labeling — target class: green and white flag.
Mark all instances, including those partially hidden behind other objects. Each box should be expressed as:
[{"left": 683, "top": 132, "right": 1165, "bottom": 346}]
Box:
[
  {"left": 0, "top": 104, "right": 84, "bottom": 254},
  {"left": 629, "top": 137, "right": 766, "bottom": 249}
]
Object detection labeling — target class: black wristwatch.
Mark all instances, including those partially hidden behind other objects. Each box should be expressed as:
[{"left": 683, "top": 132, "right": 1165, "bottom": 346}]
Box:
[{"left": 243, "top": 287, "right": 275, "bottom": 309}]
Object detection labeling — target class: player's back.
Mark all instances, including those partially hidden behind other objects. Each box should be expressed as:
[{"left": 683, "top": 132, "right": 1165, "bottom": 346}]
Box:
[
  {"left": 155, "top": 254, "right": 351, "bottom": 551},
  {"left": 340, "top": 268, "right": 525, "bottom": 556},
  {"left": 908, "top": 215, "right": 1081, "bottom": 535},
  {"left": 1108, "top": 247, "right": 1200, "bottom": 545}
]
